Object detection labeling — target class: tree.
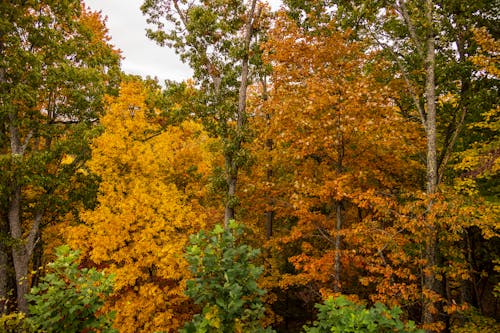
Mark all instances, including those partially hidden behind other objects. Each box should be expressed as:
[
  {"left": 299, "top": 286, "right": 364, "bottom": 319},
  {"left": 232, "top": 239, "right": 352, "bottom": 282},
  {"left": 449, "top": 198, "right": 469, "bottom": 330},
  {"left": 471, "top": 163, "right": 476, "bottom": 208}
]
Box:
[
  {"left": 245, "top": 12, "right": 425, "bottom": 327},
  {"left": 181, "top": 221, "right": 274, "bottom": 333},
  {"left": 0, "top": 0, "right": 120, "bottom": 313},
  {"left": 454, "top": 27, "right": 499, "bottom": 199},
  {"left": 67, "top": 80, "right": 215, "bottom": 332},
  {"left": 281, "top": 1, "right": 499, "bottom": 330},
  {"left": 141, "top": 0, "right": 267, "bottom": 226}
]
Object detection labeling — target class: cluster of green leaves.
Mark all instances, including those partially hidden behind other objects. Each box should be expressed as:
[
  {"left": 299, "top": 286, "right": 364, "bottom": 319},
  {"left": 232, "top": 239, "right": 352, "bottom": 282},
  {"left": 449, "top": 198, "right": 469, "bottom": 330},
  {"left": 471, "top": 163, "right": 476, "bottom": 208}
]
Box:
[
  {"left": 304, "top": 296, "right": 424, "bottom": 333},
  {"left": 0, "top": 312, "right": 36, "bottom": 333},
  {"left": 25, "top": 245, "right": 116, "bottom": 333},
  {"left": 181, "top": 221, "right": 274, "bottom": 333}
]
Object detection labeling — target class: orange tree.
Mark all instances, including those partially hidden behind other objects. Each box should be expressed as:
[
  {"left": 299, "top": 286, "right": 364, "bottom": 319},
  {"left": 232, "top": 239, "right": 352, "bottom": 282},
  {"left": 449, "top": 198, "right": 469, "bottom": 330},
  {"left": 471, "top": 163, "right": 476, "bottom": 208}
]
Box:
[
  {"left": 242, "top": 7, "right": 500, "bottom": 331},
  {"left": 240, "top": 12, "right": 425, "bottom": 327}
]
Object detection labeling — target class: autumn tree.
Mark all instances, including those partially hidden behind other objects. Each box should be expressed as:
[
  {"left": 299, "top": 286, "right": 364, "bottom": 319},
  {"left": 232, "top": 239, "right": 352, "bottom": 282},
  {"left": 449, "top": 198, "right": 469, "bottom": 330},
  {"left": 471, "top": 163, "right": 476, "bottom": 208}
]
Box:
[
  {"left": 246, "top": 12, "right": 425, "bottom": 328},
  {"left": 141, "top": 0, "right": 269, "bottom": 226},
  {"left": 281, "top": 1, "right": 499, "bottom": 330},
  {"left": 67, "top": 80, "right": 216, "bottom": 332},
  {"left": 0, "top": 0, "right": 120, "bottom": 313},
  {"left": 451, "top": 27, "right": 500, "bottom": 321}
]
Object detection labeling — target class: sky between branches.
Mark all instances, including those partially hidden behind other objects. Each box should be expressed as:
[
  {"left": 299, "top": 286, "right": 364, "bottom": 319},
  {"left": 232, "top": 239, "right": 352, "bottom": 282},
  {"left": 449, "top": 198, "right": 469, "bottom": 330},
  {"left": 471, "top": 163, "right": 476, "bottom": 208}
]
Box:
[{"left": 85, "top": 0, "right": 282, "bottom": 83}]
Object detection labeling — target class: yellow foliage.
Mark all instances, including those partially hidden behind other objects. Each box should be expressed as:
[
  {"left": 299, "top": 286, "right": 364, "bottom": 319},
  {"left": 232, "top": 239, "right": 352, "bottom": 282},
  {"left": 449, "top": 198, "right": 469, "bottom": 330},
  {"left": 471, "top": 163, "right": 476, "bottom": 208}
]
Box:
[{"left": 67, "top": 80, "right": 216, "bottom": 332}]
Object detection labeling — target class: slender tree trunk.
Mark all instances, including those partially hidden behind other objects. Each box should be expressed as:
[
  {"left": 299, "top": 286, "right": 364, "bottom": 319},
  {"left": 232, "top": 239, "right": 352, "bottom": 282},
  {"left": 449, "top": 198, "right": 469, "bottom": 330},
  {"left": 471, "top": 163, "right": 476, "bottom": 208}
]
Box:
[
  {"left": 8, "top": 186, "right": 30, "bottom": 313},
  {"left": 224, "top": 157, "right": 237, "bottom": 225},
  {"left": 262, "top": 76, "right": 274, "bottom": 240},
  {"left": 7, "top": 114, "right": 41, "bottom": 313},
  {"left": 0, "top": 39, "right": 9, "bottom": 315},
  {"left": 333, "top": 107, "right": 344, "bottom": 293},
  {"left": 265, "top": 160, "right": 274, "bottom": 240},
  {"left": 333, "top": 200, "right": 343, "bottom": 293},
  {"left": 422, "top": 0, "right": 438, "bottom": 329},
  {"left": 224, "top": 0, "right": 258, "bottom": 227}
]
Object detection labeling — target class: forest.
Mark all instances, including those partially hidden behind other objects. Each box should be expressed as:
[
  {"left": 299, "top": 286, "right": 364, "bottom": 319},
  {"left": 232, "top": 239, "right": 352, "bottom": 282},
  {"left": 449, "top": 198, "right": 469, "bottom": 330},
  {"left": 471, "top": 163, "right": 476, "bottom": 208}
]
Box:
[{"left": 0, "top": 0, "right": 498, "bottom": 332}]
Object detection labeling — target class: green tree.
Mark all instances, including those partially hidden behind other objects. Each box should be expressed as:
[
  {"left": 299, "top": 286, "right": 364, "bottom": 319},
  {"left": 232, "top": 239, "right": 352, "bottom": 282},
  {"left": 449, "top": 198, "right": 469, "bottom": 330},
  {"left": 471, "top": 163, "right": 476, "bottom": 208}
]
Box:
[
  {"left": 26, "top": 245, "right": 115, "bottom": 333},
  {"left": 142, "top": 0, "right": 267, "bottom": 225},
  {"left": 181, "top": 221, "right": 274, "bottom": 333},
  {"left": 0, "top": 0, "right": 120, "bottom": 312}
]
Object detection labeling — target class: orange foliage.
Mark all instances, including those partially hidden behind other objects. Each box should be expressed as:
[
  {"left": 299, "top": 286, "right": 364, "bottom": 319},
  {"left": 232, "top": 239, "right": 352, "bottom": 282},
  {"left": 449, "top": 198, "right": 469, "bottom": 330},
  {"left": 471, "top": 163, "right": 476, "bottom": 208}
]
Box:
[{"left": 244, "top": 13, "right": 425, "bottom": 307}]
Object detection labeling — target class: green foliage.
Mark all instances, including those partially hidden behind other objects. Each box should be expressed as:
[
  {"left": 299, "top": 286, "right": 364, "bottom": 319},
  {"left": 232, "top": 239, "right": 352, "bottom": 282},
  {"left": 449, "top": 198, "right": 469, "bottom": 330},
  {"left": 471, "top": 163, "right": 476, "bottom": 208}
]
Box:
[
  {"left": 25, "top": 245, "right": 116, "bottom": 333},
  {"left": 0, "top": 312, "right": 36, "bottom": 333},
  {"left": 181, "top": 221, "right": 274, "bottom": 333},
  {"left": 450, "top": 308, "right": 500, "bottom": 333},
  {"left": 303, "top": 296, "right": 424, "bottom": 333}
]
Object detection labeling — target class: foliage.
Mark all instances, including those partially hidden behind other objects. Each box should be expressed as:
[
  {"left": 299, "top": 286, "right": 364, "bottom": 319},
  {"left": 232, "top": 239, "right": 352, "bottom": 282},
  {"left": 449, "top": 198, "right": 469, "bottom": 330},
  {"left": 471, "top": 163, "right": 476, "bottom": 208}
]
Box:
[
  {"left": 0, "top": 312, "right": 36, "bottom": 333},
  {"left": 67, "top": 80, "right": 215, "bottom": 332},
  {"left": 25, "top": 245, "right": 115, "bottom": 333},
  {"left": 303, "top": 296, "right": 424, "bottom": 333},
  {"left": 142, "top": 0, "right": 269, "bottom": 224},
  {"left": 450, "top": 308, "right": 500, "bottom": 333},
  {"left": 453, "top": 27, "right": 499, "bottom": 199},
  {"left": 252, "top": 8, "right": 424, "bottom": 309},
  {"left": 0, "top": 0, "right": 121, "bottom": 312},
  {"left": 181, "top": 221, "right": 274, "bottom": 333}
]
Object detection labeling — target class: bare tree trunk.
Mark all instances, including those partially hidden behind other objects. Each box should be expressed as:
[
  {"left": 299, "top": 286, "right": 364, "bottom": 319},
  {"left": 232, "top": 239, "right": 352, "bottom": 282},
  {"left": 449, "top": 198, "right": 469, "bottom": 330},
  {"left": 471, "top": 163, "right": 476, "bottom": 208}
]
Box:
[
  {"left": 224, "top": 158, "right": 237, "bottom": 225},
  {"left": 262, "top": 76, "right": 274, "bottom": 240},
  {"left": 265, "top": 161, "right": 274, "bottom": 240},
  {"left": 333, "top": 107, "right": 344, "bottom": 293},
  {"left": 7, "top": 113, "right": 41, "bottom": 313},
  {"left": 0, "top": 39, "right": 9, "bottom": 315},
  {"left": 224, "top": 0, "right": 258, "bottom": 227},
  {"left": 8, "top": 186, "right": 29, "bottom": 313},
  {"left": 422, "top": 0, "right": 438, "bottom": 329}
]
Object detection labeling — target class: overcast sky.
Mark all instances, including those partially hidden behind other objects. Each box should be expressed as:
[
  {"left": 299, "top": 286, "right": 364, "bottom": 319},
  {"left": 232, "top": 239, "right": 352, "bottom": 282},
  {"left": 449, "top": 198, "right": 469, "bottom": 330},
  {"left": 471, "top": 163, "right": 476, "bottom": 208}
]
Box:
[{"left": 85, "top": 0, "right": 282, "bottom": 83}]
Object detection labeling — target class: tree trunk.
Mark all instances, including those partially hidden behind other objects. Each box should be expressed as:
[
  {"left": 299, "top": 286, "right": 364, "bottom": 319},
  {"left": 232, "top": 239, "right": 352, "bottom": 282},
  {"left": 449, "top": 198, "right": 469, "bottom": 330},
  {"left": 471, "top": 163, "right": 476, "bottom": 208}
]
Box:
[
  {"left": 224, "top": 156, "right": 237, "bottom": 226},
  {"left": 8, "top": 186, "right": 29, "bottom": 313},
  {"left": 8, "top": 113, "right": 40, "bottom": 313},
  {"left": 0, "top": 39, "right": 9, "bottom": 315},
  {"left": 422, "top": 0, "right": 438, "bottom": 329},
  {"left": 223, "top": 0, "right": 258, "bottom": 227},
  {"left": 333, "top": 200, "right": 343, "bottom": 293},
  {"left": 263, "top": 77, "right": 274, "bottom": 240}
]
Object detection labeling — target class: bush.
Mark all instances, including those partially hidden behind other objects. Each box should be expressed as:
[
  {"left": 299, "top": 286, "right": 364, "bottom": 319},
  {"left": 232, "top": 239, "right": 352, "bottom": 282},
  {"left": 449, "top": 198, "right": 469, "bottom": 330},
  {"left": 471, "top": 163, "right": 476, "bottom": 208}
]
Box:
[
  {"left": 26, "top": 245, "right": 116, "bottom": 333},
  {"left": 181, "top": 221, "right": 274, "bottom": 333},
  {"left": 451, "top": 309, "right": 500, "bottom": 333},
  {"left": 303, "top": 296, "right": 424, "bottom": 333},
  {"left": 0, "top": 312, "right": 36, "bottom": 333}
]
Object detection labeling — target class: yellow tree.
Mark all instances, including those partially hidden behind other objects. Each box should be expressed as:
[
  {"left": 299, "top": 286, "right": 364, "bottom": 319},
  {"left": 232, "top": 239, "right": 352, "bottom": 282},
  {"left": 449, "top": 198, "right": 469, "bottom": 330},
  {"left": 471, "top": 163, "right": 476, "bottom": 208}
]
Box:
[{"left": 67, "top": 80, "right": 216, "bottom": 332}]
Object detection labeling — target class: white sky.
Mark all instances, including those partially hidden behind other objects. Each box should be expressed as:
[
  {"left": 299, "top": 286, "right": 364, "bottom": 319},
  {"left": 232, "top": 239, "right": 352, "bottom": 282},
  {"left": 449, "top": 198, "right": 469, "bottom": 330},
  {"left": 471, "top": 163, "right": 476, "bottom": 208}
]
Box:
[{"left": 85, "top": 0, "right": 282, "bottom": 83}]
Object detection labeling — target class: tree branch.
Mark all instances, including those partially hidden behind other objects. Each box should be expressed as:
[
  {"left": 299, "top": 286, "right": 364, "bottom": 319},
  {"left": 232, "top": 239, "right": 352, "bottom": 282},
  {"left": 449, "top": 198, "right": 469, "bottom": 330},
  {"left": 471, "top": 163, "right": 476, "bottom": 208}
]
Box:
[{"left": 395, "top": 0, "right": 424, "bottom": 59}]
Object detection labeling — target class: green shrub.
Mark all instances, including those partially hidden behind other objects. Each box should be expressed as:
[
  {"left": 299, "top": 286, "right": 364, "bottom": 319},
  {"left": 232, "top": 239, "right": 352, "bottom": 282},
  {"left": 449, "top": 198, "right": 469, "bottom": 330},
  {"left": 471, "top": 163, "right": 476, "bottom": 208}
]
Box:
[
  {"left": 451, "top": 309, "right": 500, "bottom": 333},
  {"left": 0, "top": 312, "right": 36, "bottom": 333},
  {"left": 181, "top": 221, "right": 274, "bottom": 333},
  {"left": 26, "top": 245, "right": 116, "bottom": 333},
  {"left": 303, "top": 296, "right": 424, "bottom": 333}
]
